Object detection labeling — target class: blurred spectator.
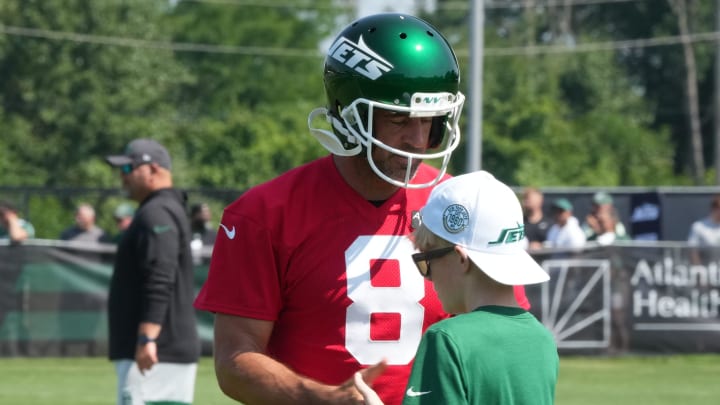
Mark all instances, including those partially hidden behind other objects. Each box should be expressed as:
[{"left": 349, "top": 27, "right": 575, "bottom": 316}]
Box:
[
  {"left": 60, "top": 203, "right": 107, "bottom": 242},
  {"left": 546, "top": 198, "right": 586, "bottom": 248},
  {"left": 0, "top": 200, "right": 35, "bottom": 242},
  {"left": 102, "top": 203, "right": 135, "bottom": 244},
  {"left": 521, "top": 187, "right": 551, "bottom": 250},
  {"left": 190, "top": 202, "right": 217, "bottom": 246},
  {"left": 583, "top": 191, "right": 627, "bottom": 241},
  {"left": 587, "top": 209, "right": 630, "bottom": 245},
  {"left": 687, "top": 194, "right": 720, "bottom": 264}
]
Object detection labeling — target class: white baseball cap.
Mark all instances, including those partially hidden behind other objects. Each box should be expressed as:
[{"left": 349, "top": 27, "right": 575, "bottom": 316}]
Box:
[{"left": 420, "top": 171, "right": 549, "bottom": 285}]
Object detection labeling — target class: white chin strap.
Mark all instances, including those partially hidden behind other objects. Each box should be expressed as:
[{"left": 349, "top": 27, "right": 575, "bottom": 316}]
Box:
[{"left": 307, "top": 108, "right": 361, "bottom": 156}]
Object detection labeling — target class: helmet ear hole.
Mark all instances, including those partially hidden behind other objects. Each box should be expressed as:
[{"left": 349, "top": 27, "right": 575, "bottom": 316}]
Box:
[
  {"left": 428, "top": 116, "right": 447, "bottom": 148},
  {"left": 357, "top": 104, "right": 369, "bottom": 132}
]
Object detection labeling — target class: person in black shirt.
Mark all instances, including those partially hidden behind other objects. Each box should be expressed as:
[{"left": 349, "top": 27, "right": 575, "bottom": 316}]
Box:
[
  {"left": 190, "top": 202, "right": 217, "bottom": 246},
  {"left": 521, "top": 187, "right": 551, "bottom": 250},
  {"left": 105, "top": 138, "right": 200, "bottom": 405}
]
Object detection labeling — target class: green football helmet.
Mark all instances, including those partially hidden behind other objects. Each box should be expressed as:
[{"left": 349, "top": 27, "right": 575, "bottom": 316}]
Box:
[{"left": 308, "top": 13, "right": 465, "bottom": 188}]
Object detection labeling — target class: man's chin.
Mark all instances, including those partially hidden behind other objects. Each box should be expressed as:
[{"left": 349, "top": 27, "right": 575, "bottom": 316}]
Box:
[{"left": 386, "top": 166, "right": 421, "bottom": 183}]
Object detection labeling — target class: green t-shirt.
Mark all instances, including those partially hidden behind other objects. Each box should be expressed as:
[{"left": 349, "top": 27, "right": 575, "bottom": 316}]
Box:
[
  {"left": 403, "top": 306, "right": 559, "bottom": 405},
  {"left": 0, "top": 218, "right": 35, "bottom": 239}
]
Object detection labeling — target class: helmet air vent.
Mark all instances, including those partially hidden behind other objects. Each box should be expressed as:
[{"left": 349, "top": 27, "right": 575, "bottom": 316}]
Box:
[
  {"left": 426, "top": 31, "right": 434, "bottom": 37},
  {"left": 400, "top": 33, "right": 407, "bottom": 39}
]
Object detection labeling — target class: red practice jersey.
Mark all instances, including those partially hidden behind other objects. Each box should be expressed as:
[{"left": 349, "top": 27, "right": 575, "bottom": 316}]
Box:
[{"left": 194, "top": 156, "right": 528, "bottom": 405}]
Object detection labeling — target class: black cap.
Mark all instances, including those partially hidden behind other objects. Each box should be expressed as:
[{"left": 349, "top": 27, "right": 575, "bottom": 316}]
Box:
[{"left": 105, "top": 138, "right": 172, "bottom": 170}]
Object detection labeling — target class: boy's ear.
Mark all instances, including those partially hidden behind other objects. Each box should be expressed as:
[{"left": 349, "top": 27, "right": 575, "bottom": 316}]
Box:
[{"left": 454, "top": 246, "right": 473, "bottom": 273}]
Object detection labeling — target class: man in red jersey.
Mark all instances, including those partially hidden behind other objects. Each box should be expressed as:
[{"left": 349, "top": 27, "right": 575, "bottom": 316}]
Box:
[{"left": 194, "top": 13, "right": 528, "bottom": 405}]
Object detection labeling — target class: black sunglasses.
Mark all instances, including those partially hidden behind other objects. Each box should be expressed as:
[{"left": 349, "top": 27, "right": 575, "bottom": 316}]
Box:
[{"left": 411, "top": 246, "right": 455, "bottom": 279}]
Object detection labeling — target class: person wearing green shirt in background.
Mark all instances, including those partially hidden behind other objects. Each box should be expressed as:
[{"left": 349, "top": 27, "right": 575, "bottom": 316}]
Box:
[
  {"left": 583, "top": 191, "right": 628, "bottom": 242},
  {"left": 102, "top": 203, "right": 135, "bottom": 244},
  {"left": 0, "top": 200, "right": 35, "bottom": 242},
  {"left": 354, "top": 171, "right": 558, "bottom": 405}
]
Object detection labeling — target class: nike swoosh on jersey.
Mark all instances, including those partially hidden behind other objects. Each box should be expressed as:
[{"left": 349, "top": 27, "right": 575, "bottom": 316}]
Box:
[
  {"left": 406, "top": 387, "right": 431, "bottom": 397},
  {"left": 219, "top": 223, "right": 236, "bottom": 240}
]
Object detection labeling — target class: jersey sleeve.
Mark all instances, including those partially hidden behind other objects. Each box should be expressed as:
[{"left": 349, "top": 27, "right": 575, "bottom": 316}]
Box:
[
  {"left": 403, "top": 327, "right": 466, "bottom": 405},
  {"left": 194, "top": 208, "right": 284, "bottom": 320}
]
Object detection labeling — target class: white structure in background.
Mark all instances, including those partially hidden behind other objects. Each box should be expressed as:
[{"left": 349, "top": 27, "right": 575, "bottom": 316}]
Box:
[{"left": 356, "top": 0, "right": 435, "bottom": 17}]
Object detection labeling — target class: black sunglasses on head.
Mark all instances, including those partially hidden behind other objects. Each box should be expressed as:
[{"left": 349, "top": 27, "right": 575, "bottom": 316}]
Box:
[{"left": 411, "top": 246, "right": 455, "bottom": 279}]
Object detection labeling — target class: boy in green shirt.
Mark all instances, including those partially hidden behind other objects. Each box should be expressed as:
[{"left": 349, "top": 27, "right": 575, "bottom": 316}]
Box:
[{"left": 355, "top": 171, "right": 559, "bottom": 405}]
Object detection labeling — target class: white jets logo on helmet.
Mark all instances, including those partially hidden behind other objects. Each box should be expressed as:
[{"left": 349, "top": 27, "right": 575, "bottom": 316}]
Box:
[{"left": 328, "top": 35, "right": 394, "bottom": 80}]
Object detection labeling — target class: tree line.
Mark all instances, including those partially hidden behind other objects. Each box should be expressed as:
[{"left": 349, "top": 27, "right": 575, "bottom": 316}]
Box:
[{"left": 1, "top": 0, "right": 718, "bottom": 237}]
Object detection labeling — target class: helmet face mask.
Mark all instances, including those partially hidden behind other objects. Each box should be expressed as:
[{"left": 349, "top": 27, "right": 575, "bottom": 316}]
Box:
[{"left": 308, "top": 13, "right": 464, "bottom": 188}]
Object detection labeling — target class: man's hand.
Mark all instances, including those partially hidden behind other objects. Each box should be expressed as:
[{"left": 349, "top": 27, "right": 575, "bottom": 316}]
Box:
[
  {"left": 135, "top": 341, "right": 158, "bottom": 374},
  {"left": 585, "top": 214, "right": 601, "bottom": 233},
  {"left": 350, "top": 360, "right": 388, "bottom": 405}
]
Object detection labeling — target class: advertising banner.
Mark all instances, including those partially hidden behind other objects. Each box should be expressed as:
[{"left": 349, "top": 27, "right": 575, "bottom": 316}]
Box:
[
  {"left": 526, "top": 244, "right": 720, "bottom": 354},
  {"left": 0, "top": 242, "right": 213, "bottom": 356},
  {"left": 1, "top": 241, "right": 718, "bottom": 356}
]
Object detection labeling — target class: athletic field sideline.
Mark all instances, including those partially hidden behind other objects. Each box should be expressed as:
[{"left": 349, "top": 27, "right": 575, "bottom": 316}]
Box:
[{"left": 0, "top": 355, "right": 717, "bottom": 404}]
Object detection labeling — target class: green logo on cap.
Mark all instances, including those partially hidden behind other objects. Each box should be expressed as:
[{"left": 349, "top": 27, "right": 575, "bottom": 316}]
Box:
[{"left": 488, "top": 223, "right": 525, "bottom": 246}]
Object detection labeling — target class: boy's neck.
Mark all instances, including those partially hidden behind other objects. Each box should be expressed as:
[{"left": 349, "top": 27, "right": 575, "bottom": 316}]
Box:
[{"left": 464, "top": 281, "right": 519, "bottom": 311}]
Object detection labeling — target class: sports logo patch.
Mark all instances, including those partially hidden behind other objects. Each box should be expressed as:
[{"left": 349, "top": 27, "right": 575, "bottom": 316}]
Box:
[
  {"left": 442, "top": 204, "right": 469, "bottom": 234},
  {"left": 328, "top": 35, "right": 394, "bottom": 80}
]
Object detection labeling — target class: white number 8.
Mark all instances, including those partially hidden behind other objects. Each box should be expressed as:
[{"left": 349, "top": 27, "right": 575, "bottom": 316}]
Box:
[{"left": 345, "top": 235, "right": 426, "bottom": 365}]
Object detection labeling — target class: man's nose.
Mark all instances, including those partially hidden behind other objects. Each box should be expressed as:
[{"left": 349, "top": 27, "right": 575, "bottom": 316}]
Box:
[{"left": 403, "top": 118, "right": 428, "bottom": 148}]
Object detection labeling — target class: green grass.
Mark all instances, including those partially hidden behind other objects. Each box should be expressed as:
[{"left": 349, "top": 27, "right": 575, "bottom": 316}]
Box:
[
  {"left": 557, "top": 354, "right": 720, "bottom": 405},
  {"left": 0, "top": 357, "right": 235, "bottom": 405},
  {"left": 0, "top": 355, "right": 718, "bottom": 404}
]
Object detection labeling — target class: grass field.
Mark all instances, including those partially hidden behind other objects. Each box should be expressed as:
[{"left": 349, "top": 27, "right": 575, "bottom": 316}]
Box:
[{"left": 0, "top": 354, "right": 718, "bottom": 404}]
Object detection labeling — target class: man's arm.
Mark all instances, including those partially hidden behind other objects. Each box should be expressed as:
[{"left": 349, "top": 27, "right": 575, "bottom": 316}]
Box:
[
  {"left": 134, "top": 207, "right": 183, "bottom": 372},
  {"left": 213, "top": 314, "right": 374, "bottom": 405},
  {"left": 3, "top": 211, "right": 29, "bottom": 242}
]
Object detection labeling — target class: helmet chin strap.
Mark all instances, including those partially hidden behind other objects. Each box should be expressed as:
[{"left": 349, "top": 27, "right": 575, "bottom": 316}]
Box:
[{"left": 307, "top": 108, "right": 361, "bottom": 156}]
